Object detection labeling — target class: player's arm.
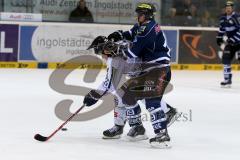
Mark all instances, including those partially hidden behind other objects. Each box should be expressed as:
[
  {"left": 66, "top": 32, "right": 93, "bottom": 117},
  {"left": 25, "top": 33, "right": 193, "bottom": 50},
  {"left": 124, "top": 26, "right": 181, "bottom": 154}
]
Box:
[
  {"left": 216, "top": 17, "right": 225, "bottom": 46},
  {"left": 107, "top": 24, "right": 138, "bottom": 41},
  {"left": 83, "top": 58, "right": 116, "bottom": 106},
  {"left": 122, "top": 24, "right": 138, "bottom": 41},
  {"left": 122, "top": 25, "right": 152, "bottom": 58},
  {"left": 228, "top": 14, "right": 240, "bottom": 44}
]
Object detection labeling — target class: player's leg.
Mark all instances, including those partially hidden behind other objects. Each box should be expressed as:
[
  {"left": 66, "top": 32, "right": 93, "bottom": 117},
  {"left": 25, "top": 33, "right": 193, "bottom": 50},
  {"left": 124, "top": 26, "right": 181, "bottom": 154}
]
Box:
[
  {"left": 103, "top": 96, "right": 126, "bottom": 139},
  {"left": 126, "top": 104, "right": 148, "bottom": 141},
  {"left": 236, "top": 43, "right": 240, "bottom": 61},
  {"left": 144, "top": 66, "right": 172, "bottom": 148},
  {"left": 237, "top": 50, "right": 240, "bottom": 61},
  {"left": 113, "top": 75, "right": 148, "bottom": 141},
  {"left": 160, "top": 100, "right": 177, "bottom": 127},
  {"left": 146, "top": 97, "right": 171, "bottom": 148},
  {"left": 221, "top": 45, "right": 235, "bottom": 87},
  {"left": 142, "top": 99, "right": 177, "bottom": 127},
  {"left": 117, "top": 66, "right": 173, "bottom": 142}
]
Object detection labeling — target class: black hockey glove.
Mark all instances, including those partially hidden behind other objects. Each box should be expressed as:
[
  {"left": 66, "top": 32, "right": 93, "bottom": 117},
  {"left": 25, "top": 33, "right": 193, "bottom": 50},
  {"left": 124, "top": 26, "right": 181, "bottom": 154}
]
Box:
[
  {"left": 108, "top": 30, "right": 124, "bottom": 42},
  {"left": 83, "top": 90, "right": 102, "bottom": 107},
  {"left": 216, "top": 36, "right": 223, "bottom": 46}
]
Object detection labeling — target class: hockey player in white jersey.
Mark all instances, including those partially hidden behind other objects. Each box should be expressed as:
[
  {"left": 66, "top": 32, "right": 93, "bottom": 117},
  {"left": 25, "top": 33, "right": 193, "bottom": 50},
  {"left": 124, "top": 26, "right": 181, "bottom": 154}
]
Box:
[{"left": 83, "top": 36, "right": 177, "bottom": 144}]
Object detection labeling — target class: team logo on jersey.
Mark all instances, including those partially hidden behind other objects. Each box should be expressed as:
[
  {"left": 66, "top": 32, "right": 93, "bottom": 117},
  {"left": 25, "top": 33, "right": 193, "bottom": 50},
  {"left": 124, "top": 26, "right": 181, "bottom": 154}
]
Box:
[
  {"left": 137, "top": 26, "right": 146, "bottom": 35},
  {"left": 103, "top": 79, "right": 110, "bottom": 88},
  {"left": 151, "top": 114, "right": 156, "bottom": 122},
  {"left": 126, "top": 109, "right": 135, "bottom": 116}
]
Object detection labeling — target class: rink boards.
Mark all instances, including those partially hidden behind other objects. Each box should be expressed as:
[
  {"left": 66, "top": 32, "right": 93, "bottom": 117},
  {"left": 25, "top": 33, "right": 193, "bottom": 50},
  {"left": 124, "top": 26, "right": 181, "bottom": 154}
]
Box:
[
  {"left": 0, "top": 62, "right": 239, "bottom": 70},
  {"left": 0, "top": 21, "right": 239, "bottom": 69}
]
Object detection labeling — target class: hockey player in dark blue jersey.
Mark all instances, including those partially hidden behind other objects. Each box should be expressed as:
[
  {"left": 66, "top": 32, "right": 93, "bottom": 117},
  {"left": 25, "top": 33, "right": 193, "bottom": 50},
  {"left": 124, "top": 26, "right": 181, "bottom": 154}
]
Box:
[
  {"left": 84, "top": 36, "right": 177, "bottom": 141},
  {"left": 216, "top": 1, "right": 240, "bottom": 87},
  {"left": 105, "top": 3, "right": 173, "bottom": 148}
]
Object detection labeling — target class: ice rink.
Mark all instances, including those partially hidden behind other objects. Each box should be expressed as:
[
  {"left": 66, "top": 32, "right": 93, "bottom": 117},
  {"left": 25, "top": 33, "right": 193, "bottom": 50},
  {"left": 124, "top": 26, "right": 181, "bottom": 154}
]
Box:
[{"left": 1, "top": 69, "right": 240, "bottom": 160}]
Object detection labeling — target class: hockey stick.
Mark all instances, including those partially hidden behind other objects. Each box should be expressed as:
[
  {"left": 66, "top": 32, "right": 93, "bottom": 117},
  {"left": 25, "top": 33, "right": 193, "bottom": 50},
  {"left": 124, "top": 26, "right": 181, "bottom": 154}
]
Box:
[{"left": 34, "top": 104, "right": 85, "bottom": 142}]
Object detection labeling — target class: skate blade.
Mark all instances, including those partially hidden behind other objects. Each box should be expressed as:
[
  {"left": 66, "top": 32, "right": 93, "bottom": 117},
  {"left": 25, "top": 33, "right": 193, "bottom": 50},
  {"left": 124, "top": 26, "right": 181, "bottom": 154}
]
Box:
[
  {"left": 150, "top": 141, "right": 171, "bottom": 149},
  {"left": 167, "top": 111, "right": 178, "bottom": 127},
  {"left": 102, "top": 135, "right": 121, "bottom": 139},
  {"left": 221, "top": 84, "right": 231, "bottom": 88},
  {"left": 126, "top": 134, "right": 148, "bottom": 142}
]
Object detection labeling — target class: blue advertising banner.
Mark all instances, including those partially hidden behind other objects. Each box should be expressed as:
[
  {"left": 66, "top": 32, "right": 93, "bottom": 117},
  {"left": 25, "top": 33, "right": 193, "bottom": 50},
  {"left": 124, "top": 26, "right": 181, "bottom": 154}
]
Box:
[
  {"left": 0, "top": 24, "right": 19, "bottom": 62},
  {"left": 163, "top": 30, "right": 177, "bottom": 63},
  {"left": 19, "top": 26, "right": 37, "bottom": 61}
]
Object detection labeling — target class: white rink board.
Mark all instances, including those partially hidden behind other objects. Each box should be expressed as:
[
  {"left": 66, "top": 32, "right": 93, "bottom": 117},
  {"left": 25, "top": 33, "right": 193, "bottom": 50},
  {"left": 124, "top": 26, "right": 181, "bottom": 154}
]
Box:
[
  {"left": 0, "top": 21, "right": 217, "bottom": 63},
  {"left": 0, "top": 69, "right": 239, "bottom": 160},
  {"left": 30, "top": 24, "right": 131, "bottom": 62}
]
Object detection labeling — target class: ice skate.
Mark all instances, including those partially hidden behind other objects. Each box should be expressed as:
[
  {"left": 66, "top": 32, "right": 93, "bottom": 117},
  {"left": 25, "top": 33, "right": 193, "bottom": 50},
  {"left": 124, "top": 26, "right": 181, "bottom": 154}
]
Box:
[
  {"left": 149, "top": 129, "right": 171, "bottom": 149},
  {"left": 221, "top": 72, "right": 232, "bottom": 88},
  {"left": 220, "top": 80, "right": 232, "bottom": 88},
  {"left": 126, "top": 125, "right": 148, "bottom": 141},
  {"left": 166, "top": 105, "right": 177, "bottom": 127},
  {"left": 102, "top": 125, "right": 124, "bottom": 139}
]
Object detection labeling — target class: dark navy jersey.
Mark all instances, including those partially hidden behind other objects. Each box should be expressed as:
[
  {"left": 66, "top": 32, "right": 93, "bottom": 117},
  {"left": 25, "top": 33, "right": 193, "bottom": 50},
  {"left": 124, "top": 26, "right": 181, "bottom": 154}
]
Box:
[
  {"left": 122, "top": 20, "right": 171, "bottom": 64},
  {"left": 217, "top": 12, "right": 240, "bottom": 44}
]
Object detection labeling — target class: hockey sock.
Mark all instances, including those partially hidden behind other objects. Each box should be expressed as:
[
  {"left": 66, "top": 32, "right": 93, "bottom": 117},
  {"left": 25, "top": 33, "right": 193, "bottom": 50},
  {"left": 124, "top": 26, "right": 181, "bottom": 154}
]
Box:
[
  {"left": 145, "top": 98, "right": 167, "bottom": 134},
  {"left": 223, "top": 64, "right": 232, "bottom": 81},
  {"left": 126, "top": 104, "right": 142, "bottom": 127},
  {"left": 114, "top": 106, "right": 127, "bottom": 126},
  {"left": 150, "top": 108, "right": 167, "bottom": 134}
]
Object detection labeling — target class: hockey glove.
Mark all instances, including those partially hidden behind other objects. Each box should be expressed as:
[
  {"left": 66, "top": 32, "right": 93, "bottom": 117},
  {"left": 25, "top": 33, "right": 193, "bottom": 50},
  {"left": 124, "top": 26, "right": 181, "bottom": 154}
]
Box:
[
  {"left": 83, "top": 90, "right": 101, "bottom": 107},
  {"left": 216, "top": 36, "right": 223, "bottom": 46},
  {"left": 108, "top": 30, "right": 124, "bottom": 42}
]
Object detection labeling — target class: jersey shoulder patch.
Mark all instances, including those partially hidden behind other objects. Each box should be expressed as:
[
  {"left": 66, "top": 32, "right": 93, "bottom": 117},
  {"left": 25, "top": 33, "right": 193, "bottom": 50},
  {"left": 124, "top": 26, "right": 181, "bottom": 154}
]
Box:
[
  {"left": 136, "top": 21, "right": 155, "bottom": 37},
  {"left": 137, "top": 26, "right": 147, "bottom": 35}
]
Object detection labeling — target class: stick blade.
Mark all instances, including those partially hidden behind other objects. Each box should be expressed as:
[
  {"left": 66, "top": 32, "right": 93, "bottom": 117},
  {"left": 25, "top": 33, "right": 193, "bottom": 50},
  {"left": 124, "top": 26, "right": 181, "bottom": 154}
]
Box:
[{"left": 34, "top": 134, "right": 48, "bottom": 142}]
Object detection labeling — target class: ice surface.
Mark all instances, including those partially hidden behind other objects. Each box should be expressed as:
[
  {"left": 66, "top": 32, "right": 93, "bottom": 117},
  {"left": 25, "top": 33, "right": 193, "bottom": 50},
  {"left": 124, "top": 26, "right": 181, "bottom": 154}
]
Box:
[{"left": 0, "top": 69, "right": 240, "bottom": 160}]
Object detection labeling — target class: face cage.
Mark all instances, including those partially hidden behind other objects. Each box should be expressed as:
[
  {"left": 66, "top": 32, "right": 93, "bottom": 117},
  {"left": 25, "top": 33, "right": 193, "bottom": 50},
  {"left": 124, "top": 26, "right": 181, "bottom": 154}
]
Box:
[
  {"left": 94, "top": 46, "right": 104, "bottom": 55},
  {"left": 103, "top": 41, "right": 120, "bottom": 55},
  {"left": 136, "top": 10, "right": 153, "bottom": 20}
]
